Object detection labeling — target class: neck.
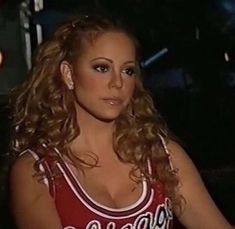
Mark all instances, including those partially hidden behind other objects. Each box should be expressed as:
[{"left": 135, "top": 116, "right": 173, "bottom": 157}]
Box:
[{"left": 71, "top": 105, "right": 115, "bottom": 152}]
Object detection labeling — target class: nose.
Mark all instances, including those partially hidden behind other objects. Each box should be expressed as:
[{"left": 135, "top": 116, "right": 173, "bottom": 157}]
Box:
[{"left": 108, "top": 70, "right": 123, "bottom": 89}]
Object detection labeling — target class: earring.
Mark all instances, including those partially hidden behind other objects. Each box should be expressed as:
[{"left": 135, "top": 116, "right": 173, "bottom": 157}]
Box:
[{"left": 67, "top": 81, "right": 74, "bottom": 90}]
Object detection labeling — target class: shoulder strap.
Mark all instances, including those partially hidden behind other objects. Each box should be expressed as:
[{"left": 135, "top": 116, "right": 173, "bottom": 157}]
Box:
[
  {"left": 147, "top": 135, "right": 176, "bottom": 180},
  {"left": 158, "top": 134, "right": 175, "bottom": 172},
  {"left": 19, "top": 146, "right": 56, "bottom": 198}
]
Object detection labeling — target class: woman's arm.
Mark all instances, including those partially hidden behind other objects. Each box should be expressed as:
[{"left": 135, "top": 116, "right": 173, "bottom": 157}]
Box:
[
  {"left": 10, "top": 154, "right": 63, "bottom": 229},
  {"left": 168, "top": 141, "right": 233, "bottom": 229}
]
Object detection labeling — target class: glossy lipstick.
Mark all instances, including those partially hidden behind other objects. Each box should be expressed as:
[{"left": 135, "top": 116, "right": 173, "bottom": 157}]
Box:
[{"left": 102, "top": 97, "right": 123, "bottom": 105}]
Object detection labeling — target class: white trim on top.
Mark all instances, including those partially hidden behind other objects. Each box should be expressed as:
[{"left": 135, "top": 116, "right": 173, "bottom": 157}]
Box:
[
  {"left": 56, "top": 162, "right": 154, "bottom": 220},
  {"left": 19, "top": 149, "right": 49, "bottom": 187}
]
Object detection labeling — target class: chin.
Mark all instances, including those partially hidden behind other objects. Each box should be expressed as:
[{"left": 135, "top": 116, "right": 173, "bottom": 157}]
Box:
[
  {"left": 96, "top": 114, "right": 120, "bottom": 123},
  {"left": 93, "top": 109, "right": 124, "bottom": 122}
]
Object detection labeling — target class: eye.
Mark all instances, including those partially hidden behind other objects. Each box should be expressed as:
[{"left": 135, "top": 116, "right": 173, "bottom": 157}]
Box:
[
  {"left": 93, "top": 64, "right": 109, "bottom": 73},
  {"left": 121, "top": 67, "right": 136, "bottom": 77}
]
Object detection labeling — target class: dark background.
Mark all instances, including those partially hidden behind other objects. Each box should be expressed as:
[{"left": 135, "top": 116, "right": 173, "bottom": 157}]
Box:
[{"left": 0, "top": 0, "right": 235, "bottom": 227}]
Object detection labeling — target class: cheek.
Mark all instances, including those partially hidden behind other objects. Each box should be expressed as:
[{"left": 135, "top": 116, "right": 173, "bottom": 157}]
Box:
[
  {"left": 121, "top": 80, "right": 136, "bottom": 107},
  {"left": 125, "top": 79, "right": 136, "bottom": 96},
  {"left": 74, "top": 71, "right": 103, "bottom": 92}
]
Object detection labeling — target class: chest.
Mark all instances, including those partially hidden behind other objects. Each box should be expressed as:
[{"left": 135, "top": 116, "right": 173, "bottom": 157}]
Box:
[
  {"left": 54, "top": 163, "right": 173, "bottom": 229},
  {"left": 68, "top": 160, "right": 143, "bottom": 209},
  {"left": 52, "top": 156, "right": 173, "bottom": 228}
]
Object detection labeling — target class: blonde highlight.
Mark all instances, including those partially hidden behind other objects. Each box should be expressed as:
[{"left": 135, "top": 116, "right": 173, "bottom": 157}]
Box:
[{"left": 10, "top": 15, "right": 183, "bottom": 215}]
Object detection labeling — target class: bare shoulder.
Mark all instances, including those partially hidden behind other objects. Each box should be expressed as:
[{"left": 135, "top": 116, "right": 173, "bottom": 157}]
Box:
[
  {"left": 10, "top": 151, "right": 37, "bottom": 179},
  {"left": 10, "top": 151, "right": 49, "bottom": 211},
  {"left": 166, "top": 140, "right": 201, "bottom": 188},
  {"left": 167, "top": 140, "right": 189, "bottom": 160},
  {"left": 10, "top": 151, "right": 44, "bottom": 193},
  {"left": 10, "top": 151, "right": 62, "bottom": 229},
  {"left": 166, "top": 140, "right": 196, "bottom": 173},
  {"left": 165, "top": 140, "right": 233, "bottom": 229}
]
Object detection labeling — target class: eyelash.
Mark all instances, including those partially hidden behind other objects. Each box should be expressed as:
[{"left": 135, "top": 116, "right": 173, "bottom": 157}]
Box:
[
  {"left": 93, "top": 64, "right": 136, "bottom": 77},
  {"left": 121, "top": 67, "right": 136, "bottom": 77},
  {"left": 93, "top": 64, "right": 109, "bottom": 73}
]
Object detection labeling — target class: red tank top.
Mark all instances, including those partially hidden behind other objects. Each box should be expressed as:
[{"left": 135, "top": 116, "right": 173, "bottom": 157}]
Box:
[{"left": 25, "top": 146, "right": 174, "bottom": 229}]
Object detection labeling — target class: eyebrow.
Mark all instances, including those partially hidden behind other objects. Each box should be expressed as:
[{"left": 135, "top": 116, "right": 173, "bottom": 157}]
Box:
[
  {"left": 90, "top": 57, "right": 113, "bottom": 63},
  {"left": 90, "top": 57, "right": 136, "bottom": 65}
]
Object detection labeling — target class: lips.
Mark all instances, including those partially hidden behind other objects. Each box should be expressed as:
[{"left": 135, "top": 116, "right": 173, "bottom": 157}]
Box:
[{"left": 102, "top": 97, "right": 123, "bottom": 105}]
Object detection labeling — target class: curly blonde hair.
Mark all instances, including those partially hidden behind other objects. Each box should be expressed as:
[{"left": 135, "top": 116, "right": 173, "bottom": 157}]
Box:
[{"left": 10, "top": 15, "right": 183, "bottom": 214}]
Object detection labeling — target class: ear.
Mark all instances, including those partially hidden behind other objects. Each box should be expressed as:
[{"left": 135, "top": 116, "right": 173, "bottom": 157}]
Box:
[{"left": 60, "top": 61, "right": 74, "bottom": 90}]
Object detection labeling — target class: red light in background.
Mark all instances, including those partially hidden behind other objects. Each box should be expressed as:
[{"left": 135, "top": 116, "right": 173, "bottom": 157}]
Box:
[{"left": 0, "top": 49, "right": 3, "bottom": 67}]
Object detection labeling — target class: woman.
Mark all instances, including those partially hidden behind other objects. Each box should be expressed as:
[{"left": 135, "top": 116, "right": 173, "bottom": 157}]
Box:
[{"left": 9, "top": 15, "right": 232, "bottom": 229}]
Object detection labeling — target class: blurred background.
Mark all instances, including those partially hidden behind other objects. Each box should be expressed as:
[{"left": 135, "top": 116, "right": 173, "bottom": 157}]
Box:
[{"left": 0, "top": 0, "right": 235, "bottom": 227}]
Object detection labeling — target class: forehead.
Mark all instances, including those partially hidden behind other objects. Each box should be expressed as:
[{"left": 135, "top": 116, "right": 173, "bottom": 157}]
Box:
[{"left": 79, "top": 31, "right": 136, "bottom": 61}]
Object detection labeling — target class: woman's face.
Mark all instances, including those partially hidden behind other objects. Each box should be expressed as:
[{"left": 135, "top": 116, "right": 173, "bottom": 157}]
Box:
[{"left": 62, "top": 31, "right": 137, "bottom": 122}]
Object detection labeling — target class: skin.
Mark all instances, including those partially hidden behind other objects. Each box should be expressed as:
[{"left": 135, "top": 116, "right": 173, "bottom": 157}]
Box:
[
  {"left": 10, "top": 32, "right": 233, "bottom": 228},
  {"left": 61, "top": 31, "right": 137, "bottom": 123}
]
